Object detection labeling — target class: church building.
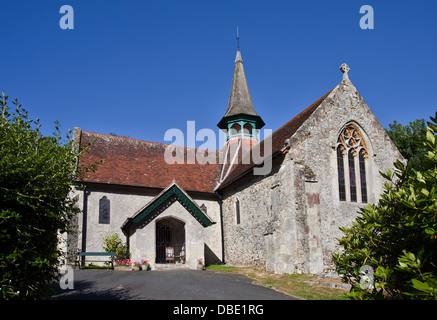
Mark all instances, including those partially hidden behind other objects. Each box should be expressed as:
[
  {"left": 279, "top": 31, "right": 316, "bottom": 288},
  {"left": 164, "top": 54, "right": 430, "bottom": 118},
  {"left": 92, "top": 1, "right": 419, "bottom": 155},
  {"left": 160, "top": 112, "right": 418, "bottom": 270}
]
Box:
[{"left": 66, "top": 48, "right": 402, "bottom": 274}]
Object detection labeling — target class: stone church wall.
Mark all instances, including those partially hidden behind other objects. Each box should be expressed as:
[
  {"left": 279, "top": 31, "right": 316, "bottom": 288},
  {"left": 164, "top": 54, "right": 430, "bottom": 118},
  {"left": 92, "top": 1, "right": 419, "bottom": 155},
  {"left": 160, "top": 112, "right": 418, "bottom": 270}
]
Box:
[
  {"left": 68, "top": 187, "right": 223, "bottom": 269},
  {"left": 287, "top": 79, "right": 403, "bottom": 271},
  {"left": 64, "top": 79, "right": 402, "bottom": 275},
  {"left": 220, "top": 171, "right": 273, "bottom": 270},
  {"left": 71, "top": 188, "right": 154, "bottom": 255},
  {"left": 220, "top": 79, "right": 403, "bottom": 274}
]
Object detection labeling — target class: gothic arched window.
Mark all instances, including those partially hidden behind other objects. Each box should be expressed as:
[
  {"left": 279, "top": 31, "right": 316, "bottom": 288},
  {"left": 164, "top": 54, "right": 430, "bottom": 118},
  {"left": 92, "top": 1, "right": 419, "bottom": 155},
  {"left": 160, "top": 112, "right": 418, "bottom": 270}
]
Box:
[
  {"left": 337, "top": 146, "right": 346, "bottom": 201},
  {"left": 337, "top": 125, "right": 368, "bottom": 203},
  {"left": 348, "top": 150, "right": 357, "bottom": 202},
  {"left": 359, "top": 149, "right": 368, "bottom": 203},
  {"left": 99, "top": 196, "right": 110, "bottom": 224}
]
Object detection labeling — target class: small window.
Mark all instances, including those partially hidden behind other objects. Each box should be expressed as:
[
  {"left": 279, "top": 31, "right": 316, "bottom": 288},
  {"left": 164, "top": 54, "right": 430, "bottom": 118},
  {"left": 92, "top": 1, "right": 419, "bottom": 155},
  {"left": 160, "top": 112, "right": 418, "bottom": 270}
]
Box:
[
  {"left": 99, "top": 196, "right": 110, "bottom": 224},
  {"left": 235, "top": 199, "right": 241, "bottom": 225},
  {"left": 200, "top": 203, "right": 207, "bottom": 214},
  {"left": 230, "top": 123, "right": 241, "bottom": 136},
  {"left": 243, "top": 123, "right": 253, "bottom": 136}
]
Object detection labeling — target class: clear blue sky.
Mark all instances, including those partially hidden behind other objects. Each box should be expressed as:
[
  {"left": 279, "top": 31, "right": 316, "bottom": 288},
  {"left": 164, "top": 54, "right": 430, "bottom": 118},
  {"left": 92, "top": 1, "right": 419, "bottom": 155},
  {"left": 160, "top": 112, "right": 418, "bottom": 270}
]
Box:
[{"left": 1, "top": 0, "right": 436, "bottom": 147}]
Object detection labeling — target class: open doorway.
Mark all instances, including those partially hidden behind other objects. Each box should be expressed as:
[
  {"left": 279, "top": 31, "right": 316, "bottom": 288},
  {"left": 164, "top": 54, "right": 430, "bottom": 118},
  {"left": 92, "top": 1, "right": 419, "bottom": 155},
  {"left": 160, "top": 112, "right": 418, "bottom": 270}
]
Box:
[{"left": 155, "top": 217, "right": 185, "bottom": 264}]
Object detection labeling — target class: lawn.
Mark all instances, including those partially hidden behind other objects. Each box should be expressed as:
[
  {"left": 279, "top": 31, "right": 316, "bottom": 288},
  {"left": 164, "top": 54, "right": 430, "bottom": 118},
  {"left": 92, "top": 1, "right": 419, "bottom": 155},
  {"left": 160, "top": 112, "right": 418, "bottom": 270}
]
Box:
[{"left": 206, "top": 265, "right": 349, "bottom": 300}]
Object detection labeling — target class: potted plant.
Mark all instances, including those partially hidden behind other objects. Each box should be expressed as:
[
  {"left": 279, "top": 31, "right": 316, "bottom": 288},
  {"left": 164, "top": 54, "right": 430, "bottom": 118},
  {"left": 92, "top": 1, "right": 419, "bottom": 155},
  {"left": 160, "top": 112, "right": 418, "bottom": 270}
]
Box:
[
  {"left": 196, "top": 258, "right": 205, "bottom": 270},
  {"left": 141, "top": 259, "right": 150, "bottom": 271},
  {"left": 115, "top": 259, "right": 132, "bottom": 271},
  {"left": 133, "top": 261, "right": 140, "bottom": 271}
]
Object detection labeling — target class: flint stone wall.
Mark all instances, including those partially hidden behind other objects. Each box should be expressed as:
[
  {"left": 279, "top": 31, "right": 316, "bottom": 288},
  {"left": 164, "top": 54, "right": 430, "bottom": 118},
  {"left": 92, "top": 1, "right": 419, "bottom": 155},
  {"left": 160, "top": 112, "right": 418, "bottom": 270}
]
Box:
[{"left": 220, "top": 79, "right": 403, "bottom": 274}]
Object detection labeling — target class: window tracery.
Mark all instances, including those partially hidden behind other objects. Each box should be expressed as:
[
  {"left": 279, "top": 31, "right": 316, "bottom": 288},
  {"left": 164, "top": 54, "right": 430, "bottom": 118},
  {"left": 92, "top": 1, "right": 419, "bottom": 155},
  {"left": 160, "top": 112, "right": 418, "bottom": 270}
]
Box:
[{"left": 337, "top": 125, "right": 368, "bottom": 203}]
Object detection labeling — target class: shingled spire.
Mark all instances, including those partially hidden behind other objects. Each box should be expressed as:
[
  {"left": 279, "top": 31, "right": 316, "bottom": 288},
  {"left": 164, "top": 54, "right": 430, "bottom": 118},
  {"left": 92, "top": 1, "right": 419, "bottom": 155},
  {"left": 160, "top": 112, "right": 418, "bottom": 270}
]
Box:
[{"left": 217, "top": 48, "right": 265, "bottom": 140}]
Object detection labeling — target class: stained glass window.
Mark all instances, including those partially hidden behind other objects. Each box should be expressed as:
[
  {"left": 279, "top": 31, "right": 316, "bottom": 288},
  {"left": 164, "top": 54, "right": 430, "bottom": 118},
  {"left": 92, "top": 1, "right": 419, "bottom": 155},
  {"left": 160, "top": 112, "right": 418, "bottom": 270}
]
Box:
[
  {"left": 337, "top": 125, "right": 368, "bottom": 203},
  {"left": 337, "top": 147, "right": 346, "bottom": 201},
  {"left": 348, "top": 150, "right": 357, "bottom": 202},
  {"left": 99, "top": 196, "right": 110, "bottom": 224},
  {"left": 359, "top": 150, "right": 368, "bottom": 203}
]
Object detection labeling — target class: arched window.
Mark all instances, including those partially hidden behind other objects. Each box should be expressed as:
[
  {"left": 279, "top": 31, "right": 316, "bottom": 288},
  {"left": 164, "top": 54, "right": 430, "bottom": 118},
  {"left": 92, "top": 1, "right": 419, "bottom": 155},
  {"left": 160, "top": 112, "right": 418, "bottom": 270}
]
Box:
[
  {"left": 359, "top": 149, "right": 368, "bottom": 203},
  {"left": 200, "top": 203, "right": 207, "bottom": 214},
  {"left": 243, "top": 123, "right": 253, "bottom": 136},
  {"left": 230, "top": 123, "right": 241, "bottom": 136},
  {"left": 348, "top": 150, "right": 357, "bottom": 202},
  {"left": 235, "top": 199, "right": 241, "bottom": 225},
  {"left": 337, "top": 146, "right": 346, "bottom": 201},
  {"left": 99, "top": 196, "right": 110, "bottom": 224},
  {"left": 337, "top": 125, "right": 368, "bottom": 203}
]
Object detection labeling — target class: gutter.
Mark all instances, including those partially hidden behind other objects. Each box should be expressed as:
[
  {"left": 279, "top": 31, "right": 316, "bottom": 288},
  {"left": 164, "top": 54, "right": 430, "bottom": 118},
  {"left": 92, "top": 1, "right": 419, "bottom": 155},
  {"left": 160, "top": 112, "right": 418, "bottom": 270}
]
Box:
[{"left": 215, "top": 190, "right": 225, "bottom": 264}]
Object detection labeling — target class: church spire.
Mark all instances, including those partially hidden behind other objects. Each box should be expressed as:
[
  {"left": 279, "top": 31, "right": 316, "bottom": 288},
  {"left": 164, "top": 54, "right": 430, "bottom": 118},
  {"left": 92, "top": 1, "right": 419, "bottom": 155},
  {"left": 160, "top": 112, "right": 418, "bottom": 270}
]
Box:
[
  {"left": 235, "top": 27, "right": 243, "bottom": 64},
  {"left": 217, "top": 37, "right": 265, "bottom": 141}
]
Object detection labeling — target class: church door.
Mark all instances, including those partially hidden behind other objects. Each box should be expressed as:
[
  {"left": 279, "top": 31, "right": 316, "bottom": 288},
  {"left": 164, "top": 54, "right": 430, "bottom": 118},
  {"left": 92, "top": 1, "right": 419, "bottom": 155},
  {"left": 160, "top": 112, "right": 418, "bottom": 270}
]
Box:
[{"left": 155, "top": 218, "right": 186, "bottom": 264}]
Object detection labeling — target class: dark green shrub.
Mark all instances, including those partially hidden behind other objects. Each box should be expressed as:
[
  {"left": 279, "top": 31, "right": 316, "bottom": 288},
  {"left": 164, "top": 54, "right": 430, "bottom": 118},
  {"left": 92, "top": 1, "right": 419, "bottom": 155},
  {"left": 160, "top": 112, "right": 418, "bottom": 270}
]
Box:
[
  {"left": 333, "top": 113, "right": 437, "bottom": 300},
  {"left": 0, "top": 93, "right": 95, "bottom": 299}
]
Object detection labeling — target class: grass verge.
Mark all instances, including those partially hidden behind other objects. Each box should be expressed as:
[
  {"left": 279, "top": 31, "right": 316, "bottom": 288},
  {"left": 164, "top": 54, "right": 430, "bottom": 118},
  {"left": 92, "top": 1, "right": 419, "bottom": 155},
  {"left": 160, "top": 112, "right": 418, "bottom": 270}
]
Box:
[{"left": 206, "top": 265, "right": 349, "bottom": 300}]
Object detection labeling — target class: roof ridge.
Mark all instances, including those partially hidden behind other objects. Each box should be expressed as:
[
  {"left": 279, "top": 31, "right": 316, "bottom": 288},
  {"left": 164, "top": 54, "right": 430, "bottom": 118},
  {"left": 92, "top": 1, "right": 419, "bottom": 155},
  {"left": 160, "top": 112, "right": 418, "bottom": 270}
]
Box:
[
  {"left": 216, "top": 86, "right": 335, "bottom": 190},
  {"left": 82, "top": 130, "right": 220, "bottom": 153},
  {"left": 271, "top": 88, "right": 335, "bottom": 138}
]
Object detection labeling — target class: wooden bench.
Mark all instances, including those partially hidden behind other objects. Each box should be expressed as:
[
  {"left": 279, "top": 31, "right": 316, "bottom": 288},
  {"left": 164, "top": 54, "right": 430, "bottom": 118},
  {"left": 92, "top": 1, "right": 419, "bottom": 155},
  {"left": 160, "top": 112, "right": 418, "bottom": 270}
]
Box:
[{"left": 75, "top": 252, "right": 116, "bottom": 270}]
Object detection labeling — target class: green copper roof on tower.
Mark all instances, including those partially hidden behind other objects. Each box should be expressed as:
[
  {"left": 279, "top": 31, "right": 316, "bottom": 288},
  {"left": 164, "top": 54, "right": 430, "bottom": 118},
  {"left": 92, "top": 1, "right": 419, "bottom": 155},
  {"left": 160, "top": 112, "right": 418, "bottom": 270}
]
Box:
[{"left": 217, "top": 43, "right": 265, "bottom": 131}]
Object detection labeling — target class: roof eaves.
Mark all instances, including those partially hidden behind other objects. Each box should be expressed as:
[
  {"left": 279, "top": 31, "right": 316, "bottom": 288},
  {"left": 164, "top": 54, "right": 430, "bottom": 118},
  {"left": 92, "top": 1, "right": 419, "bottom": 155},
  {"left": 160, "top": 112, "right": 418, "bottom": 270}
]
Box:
[{"left": 123, "top": 181, "right": 214, "bottom": 234}]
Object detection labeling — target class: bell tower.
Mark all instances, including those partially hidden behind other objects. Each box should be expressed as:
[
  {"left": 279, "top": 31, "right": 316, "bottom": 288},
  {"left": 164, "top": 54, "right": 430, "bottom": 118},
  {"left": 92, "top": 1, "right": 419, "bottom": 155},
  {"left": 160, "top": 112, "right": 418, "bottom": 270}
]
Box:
[
  {"left": 217, "top": 47, "right": 265, "bottom": 143},
  {"left": 217, "top": 35, "right": 265, "bottom": 183}
]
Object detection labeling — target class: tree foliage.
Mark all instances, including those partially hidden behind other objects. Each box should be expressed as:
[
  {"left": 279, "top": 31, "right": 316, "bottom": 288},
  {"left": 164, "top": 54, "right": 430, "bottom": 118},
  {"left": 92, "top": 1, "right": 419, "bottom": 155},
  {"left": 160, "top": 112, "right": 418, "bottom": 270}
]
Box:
[
  {"left": 333, "top": 112, "right": 437, "bottom": 300},
  {"left": 0, "top": 93, "right": 95, "bottom": 299},
  {"left": 386, "top": 118, "right": 427, "bottom": 172},
  {"left": 102, "top": 232, "right": 130, "bottom": 262}
]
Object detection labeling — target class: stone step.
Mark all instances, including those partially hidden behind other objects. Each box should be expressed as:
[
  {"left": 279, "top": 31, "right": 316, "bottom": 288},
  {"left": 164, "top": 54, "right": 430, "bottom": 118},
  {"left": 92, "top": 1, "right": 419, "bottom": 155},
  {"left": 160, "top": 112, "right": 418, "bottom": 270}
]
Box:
[{"left": 154, "top": 263, "right": 190, "bottom": 271}]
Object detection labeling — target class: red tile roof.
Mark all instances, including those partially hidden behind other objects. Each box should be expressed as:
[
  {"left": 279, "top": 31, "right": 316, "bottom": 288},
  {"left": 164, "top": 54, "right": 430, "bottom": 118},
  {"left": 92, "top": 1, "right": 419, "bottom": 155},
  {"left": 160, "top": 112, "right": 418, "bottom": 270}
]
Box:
[
  {"left": 76, "top": 131, "right": 222, "bottom": 194},
  {"left": 217, "top": 88, "right": 334, "bottom": 189},
  {"left": 76, "top": 88, "right": 334, "bottom": 193}
]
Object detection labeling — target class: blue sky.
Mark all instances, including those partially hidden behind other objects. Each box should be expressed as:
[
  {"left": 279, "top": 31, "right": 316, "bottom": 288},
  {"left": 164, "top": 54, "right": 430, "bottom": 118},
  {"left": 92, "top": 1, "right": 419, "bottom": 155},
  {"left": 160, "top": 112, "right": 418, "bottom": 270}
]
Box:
[{"left": 1, "top": 0, "right": 436, "bottom": 147}]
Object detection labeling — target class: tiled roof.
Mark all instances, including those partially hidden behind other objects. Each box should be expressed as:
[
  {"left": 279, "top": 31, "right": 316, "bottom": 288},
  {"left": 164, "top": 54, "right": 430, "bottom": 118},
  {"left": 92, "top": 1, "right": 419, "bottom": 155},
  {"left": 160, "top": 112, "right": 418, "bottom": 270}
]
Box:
[
  {"left": 76, "top": 88, "right": 334, "bottom": 193},
  {"left": 76, "top": 131, "right": 221, "bottom": 194},
  {"left": 216, "top": 88, "right": 334, "bottom": 190},
  {"left": 121, "top": 181, "right": 215, "bottom": 235}
]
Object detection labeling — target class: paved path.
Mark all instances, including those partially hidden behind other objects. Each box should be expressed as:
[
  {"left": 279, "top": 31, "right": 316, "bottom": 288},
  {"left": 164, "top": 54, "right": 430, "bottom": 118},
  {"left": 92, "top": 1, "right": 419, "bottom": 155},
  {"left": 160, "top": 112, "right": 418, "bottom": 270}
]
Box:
[{"left": 52, "top": 269, "right": 298, "bottom": 300}]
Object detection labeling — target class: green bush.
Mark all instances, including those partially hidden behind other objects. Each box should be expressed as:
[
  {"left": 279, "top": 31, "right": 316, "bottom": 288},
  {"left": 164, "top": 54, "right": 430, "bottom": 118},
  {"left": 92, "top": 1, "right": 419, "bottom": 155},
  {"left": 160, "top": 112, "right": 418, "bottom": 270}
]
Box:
[
  {"left": 386, "top": 118, "right": 428, "bottom": 172},
  {"left": 333, "top": 112, "right": 437, "bottom": 300},
  {"left": 102, "top": 232, "right": 130, "bottom": 262},
  {"left": 0, "top": 93, "right": 95, "bottom": 299}
]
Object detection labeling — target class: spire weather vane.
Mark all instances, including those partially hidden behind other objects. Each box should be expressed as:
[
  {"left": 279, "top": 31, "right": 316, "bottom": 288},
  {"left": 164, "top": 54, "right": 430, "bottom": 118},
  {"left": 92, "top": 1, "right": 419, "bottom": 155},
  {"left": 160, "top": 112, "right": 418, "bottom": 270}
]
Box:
[{"left": 236, "top": 26, "right": 240, "bottom": 50}]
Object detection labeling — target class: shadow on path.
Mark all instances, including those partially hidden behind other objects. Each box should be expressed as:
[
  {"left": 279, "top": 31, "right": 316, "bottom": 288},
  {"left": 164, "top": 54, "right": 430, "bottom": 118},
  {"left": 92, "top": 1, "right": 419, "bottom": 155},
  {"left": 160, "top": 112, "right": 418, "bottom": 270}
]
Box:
[{"left": 51, "top": 269, "right": 298, "bottom": 300}]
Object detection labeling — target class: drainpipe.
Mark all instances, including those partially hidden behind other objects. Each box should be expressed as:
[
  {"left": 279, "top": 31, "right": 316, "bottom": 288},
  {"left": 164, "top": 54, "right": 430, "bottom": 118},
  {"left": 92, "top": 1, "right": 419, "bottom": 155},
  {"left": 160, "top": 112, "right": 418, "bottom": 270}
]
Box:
[
  {"left": 81, "top": 189, "right": 89, "bottom": 265},
  {"left": 215, "top": 191, "right": 225, "bottom": 265}
]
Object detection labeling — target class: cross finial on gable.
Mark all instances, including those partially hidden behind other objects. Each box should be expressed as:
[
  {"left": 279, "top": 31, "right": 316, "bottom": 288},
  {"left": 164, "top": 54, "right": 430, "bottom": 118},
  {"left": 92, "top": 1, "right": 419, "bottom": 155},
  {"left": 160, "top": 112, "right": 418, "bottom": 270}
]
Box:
[{"left": 339, "top": 63, "right": 350, "bottom": 80}]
